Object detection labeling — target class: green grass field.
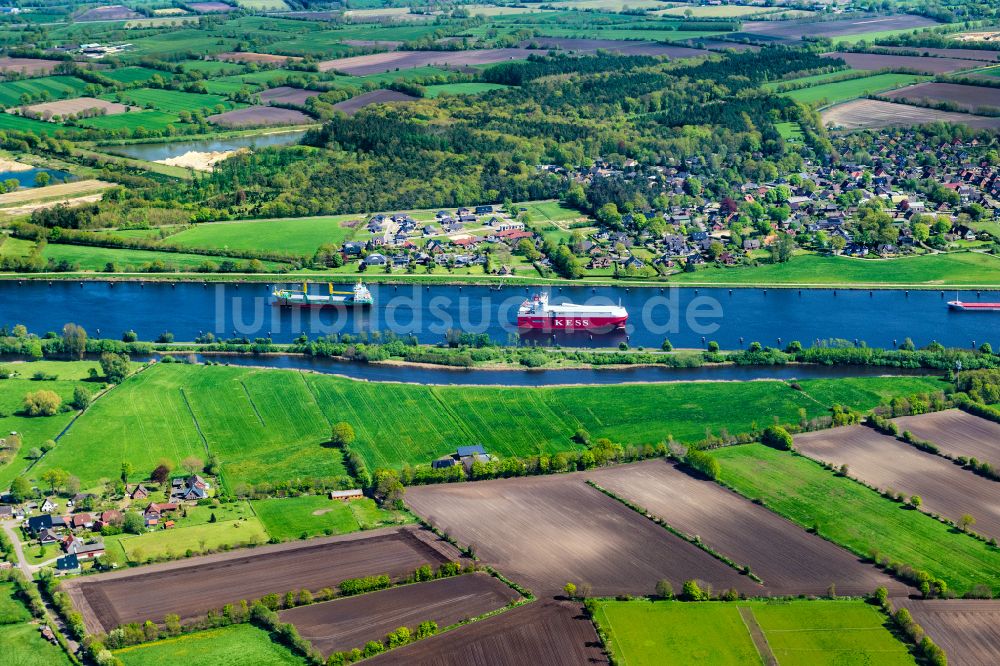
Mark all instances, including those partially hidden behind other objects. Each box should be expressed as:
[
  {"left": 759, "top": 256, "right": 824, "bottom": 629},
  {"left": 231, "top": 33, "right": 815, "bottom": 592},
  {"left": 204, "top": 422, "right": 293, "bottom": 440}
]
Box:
[
  {"left": 784, "top": 73, "right": 929, "bottom": 106},
  {"left": 0, "top": 622, "right": 74, "bottom": 666},
  {"left": 670, "top": 251, "right": 1000, "bottom": 286},
  {"left": 114, "top": 624, "right": 305, "bottom": 665},
  {"left": 763, "top": 70, "right": 862, "bottom": 92},
  {"left": 0, "top": 75, "right": 88, "bottom": 107},
  {"left": 179, "top": 60, "right": 247, "bottom": 76},
  {"left": 167, "top": 214, "right": 361, "bottom": 256},
  {"left": 27, "top": 363, "right": 942, "bottom": 489},
  {"left": 424, "top": 83, "right": 511, "bottom": 97},
  {"left": 38, "top": 243, "right": 288, "bottom": 272},
  {"left": 775, "top": 121, "right": 804, "bottom": 141},
  {"left": 594, "top": 600, "right": 761, "bottom": 665},
  {"left": 122, "top": 31, "right": 239, "bottom": 60},
  {"left": 660, "top": 4, "right": 783, "bottom": 17},
  {"left": 75, "top": 110, "right": 183, "bottom": 132},
  {"left": 593, "top": 600, "right": 914, "bottom": 666},
  {"left": 711, "top": 444, "right": 1000, "bottom": 595},
  {"left": 107, "top": 89, "right": 238, "bottom": 115},
  {"left": 102, "top": 67, "right": 172, "bottom": 85},
  {"left": 0, "top": 583, "right": 31, "bottom": 625},
  {"left": 251, "top": 495, "right": 411, "bottom": 540},
  {"left": 117, "top": 518, "right": 269, "bottom": 562},
  {"left": 753, "top": 601, "right": 914, "bottom": 666}
]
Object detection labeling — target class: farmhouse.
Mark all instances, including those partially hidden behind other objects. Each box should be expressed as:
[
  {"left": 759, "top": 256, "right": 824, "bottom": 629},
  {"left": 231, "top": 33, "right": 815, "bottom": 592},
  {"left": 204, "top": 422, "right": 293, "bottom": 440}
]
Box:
[
  {"left": 55, "top": 553, "right": 80, "bottom": 573},
  {"left": 431, "top": 445, "right": 493, "bottom": 472},
  {"left": 172, "top": 474, "right": 211, "bottom": 501}
]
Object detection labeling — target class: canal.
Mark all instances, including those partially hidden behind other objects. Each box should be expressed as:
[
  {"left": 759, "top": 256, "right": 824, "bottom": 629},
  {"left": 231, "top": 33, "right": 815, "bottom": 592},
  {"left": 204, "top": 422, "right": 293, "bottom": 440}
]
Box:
[{"left": 1, "top": 281, "right": 997, "bottom": 350}]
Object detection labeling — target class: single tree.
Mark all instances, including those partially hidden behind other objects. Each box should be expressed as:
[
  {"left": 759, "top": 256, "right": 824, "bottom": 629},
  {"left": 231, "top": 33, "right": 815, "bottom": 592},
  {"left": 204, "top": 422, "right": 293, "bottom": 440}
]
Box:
[
  {"left": 61, "top": 323, "right": 87, "bottom": 360},
  {"left": 330, "top": 422, "right": 356, "bottom": 447},
  {"left": 100, "top": 352, "right": 131, "bottom": 383},
  {"left": 122, "top": 511, "right": 145, "bottom": 535},
  {"left": 23, "top": 390, "right": 61, "bottom": 416},
  {"left": 563, "top": 582, "right": 577, "bottom": 598},
  {"left": 959, "top": 514, "right": 976, "bottom": 532},
  {"left": 182, "top": 456, "right": 204, "bottom": 475},
  {"left": 655, "top": 579, "right": 674, "bottom": 599},
  {"left": 120, "top": 461, "right": 133, "bottom": 484}
]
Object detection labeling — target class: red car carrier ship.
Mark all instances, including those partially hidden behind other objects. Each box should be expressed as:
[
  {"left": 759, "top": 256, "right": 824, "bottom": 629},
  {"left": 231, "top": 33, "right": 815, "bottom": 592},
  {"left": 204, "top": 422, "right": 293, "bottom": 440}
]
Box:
[
  {"left": 517, "top": 292, "right": 628, "bottom": 332},
  {"left": 948, "top": 300, "right": 1000, "bottom": 312}
]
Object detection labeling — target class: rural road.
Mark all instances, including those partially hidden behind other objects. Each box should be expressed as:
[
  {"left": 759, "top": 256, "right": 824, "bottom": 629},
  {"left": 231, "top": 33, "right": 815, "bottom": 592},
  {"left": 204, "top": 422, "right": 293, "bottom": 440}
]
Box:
[{"left": 2, "top": 523, "right": 33, "bottom": 578}]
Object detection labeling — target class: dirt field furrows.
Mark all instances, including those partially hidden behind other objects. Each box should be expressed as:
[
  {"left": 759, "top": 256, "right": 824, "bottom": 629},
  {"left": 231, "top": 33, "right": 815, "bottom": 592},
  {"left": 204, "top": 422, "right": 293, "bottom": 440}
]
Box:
[
  {"left": 365, "top": 600, "right": 608, "bottom": 666},
  {"left": 821, "top": 99, "right": 1000, "bottom": 130},
  {"left": 587, "top": 460, "right": 908, "bottom": 596},
  {"left": 893, "top": 410, "right": 1000, "bottom": 466},
  {"left": 0, "top": 57, "right": 63, "bottom": 75},
  {"left": 823, "top": 52, "right": 982, "bottom": 73},
  {"left": 874, "top": 46, "right": 1000, "bottom": 62},
  {"left": 206, "top": 106, "right": 312, "bottom": 128},
  {"left": 795, "top": 426, "right": 1000, "bottom": 540},
  {"left": 893, "top": 599, "right": 1000, "bottom": 666},
  {"left": 883, "top": 82, "right": 1000, "bottom": 111},
  {"left": 63, "top": 527, "right": 462, "bottom": 634},
  {"left": 280, "top": 573, "right": 519, "bottom": 656},
  {"left": 742, "top": 14, "right": 939, "bottom": 40},
  {"left": 317, "top": 49, "right": 532, "bottom": 75},
  {"left": 331, "top": 90, "right": 419, "bottom": 116},
  {"left": 259, "top": 86, "right": 321, "bottom": 107},
  {"left": 405, "top": 475, "right": 761, "bottom": 597}
]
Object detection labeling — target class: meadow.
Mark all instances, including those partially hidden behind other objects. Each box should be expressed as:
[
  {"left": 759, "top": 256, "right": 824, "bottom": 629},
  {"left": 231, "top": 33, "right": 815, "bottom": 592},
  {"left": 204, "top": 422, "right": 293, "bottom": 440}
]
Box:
[
  {"left": 0, "top": 622, "right": 74, "bottom": 666},
  {"left": 0, "top": 75, "right": 88, "bottom": 107},
  {"left": 251, "top": 494, "right": 411, "bottom": 540},
  {"left": 114, "top": 624, "right": 304, "bottom": 665},
  {"left": 784, "top": 73, "right": 929, "bottom": 106},
  {"left": 167, "top": 214, "right": 363, "bottom": 256},
  {"left": 38, "top": 242, "right": 288, "bottom": 272},
  {"left": 27, "top": 363, "right": 943, "bottom": 488},
  {"left": 592, "top": 600, "right": 914, "bottom": 666},
  {"left": 107, "top": 89, "right": 238, "bottom": 114},
  {"left": 763, "top": 69, "right": 863, "bottom": 91},
  {"left": 102, "top": 67, "right": 172, "bottom": 85},
  {"left": 75, "top": 110, "right": 182, "bottom": 132},
  {"left": 116, "top": 518, "right": 270, "bottom": 562},
  {"left": 669, "top": 251, "right": 1000, "bottom": 286},
  {"left": 424, "top": 82, "right": 511, "bottom": 97},
  {"left": 710, "top": 444, "right": 1000, "bottom": 595}
]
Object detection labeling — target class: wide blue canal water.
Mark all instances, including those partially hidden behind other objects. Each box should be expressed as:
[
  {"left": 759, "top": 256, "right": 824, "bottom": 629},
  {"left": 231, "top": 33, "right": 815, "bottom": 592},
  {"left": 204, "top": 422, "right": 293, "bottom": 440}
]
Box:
[{"left": 0, "top": 281, "right": 997, "bottom": 351}]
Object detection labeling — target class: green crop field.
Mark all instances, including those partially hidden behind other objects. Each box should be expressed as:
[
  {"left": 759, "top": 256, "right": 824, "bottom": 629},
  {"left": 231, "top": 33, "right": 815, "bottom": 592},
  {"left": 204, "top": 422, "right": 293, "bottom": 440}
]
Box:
[
  {"left": 669, "top": 251, "right": 1000, "bottom": 286},
  {"left": 238, "top": 0, "right": 292, "bottom": 9},
  {"left": 102, "top": 67, "right": 172, "bottom": 85},
  {"left": 784, "top": 73, "right": 929, "bottom": 106},
  {"left": 122, "top": 31, "right": 239, "bottom": 60},
  {"left": 660, "top": 4, "right": 782, "bottom": 17},
  {"left": 115, "top": 624, "right": 305, "bottom": 665},
  {"left": 0, "top": 113, "right": 71, "bottom": 135},
  {"left": 38, "top": 243, "right": 288, "bottom": 272},
  {"left": 327, "top": 67, "right": 457, "bottom": 89},
  {"left": 251, "top": 495, "right": 411, "bottom": 540},
  {"left": 593, "top": 600, "right": 913, "bottom": 666},
  {"left": 711, "top": 444, "right": 1000, "bottom": 595},
  {"left": 0, "top": 583, "right": 31, "bottom": 624},
  {"left": 168, "top": 214, "right": 361, "bottom": 256},
  {"left": 0, "top": 75, "right": 89, "bottom": 107},
  {"left": 26, "top": 363, "right": 942, "bottom": 489},
  {"left": 107, "top": 88, "right": 239, "bottom": 114},
  {"left": 76, "top": 110, "right": 182, "bottom": 132},
  {"left": 424, "top": 83, "right": 511, "bottom": 97}
]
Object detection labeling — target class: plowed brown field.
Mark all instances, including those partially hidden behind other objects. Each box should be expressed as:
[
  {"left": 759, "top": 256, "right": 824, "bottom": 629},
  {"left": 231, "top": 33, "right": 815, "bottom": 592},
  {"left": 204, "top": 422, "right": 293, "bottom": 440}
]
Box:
[
  {"left": 893, "top": 409, "right": 1000, "bottom": 466},
  {"left": 365, "top": 600, "right": 608, "bottom": 666},
  {"left": 280, "top": 573, "right": 519, "bottom": 656},
  {"left": 64, "top": 526, "right": 462, "bottom": 634},
  {"left": 588, "top": 459, "right": 908, "bottom": 596},
  {"left": 404, "top": 475, "right": 761, "bottom": 597},
  {"left": 795, "top": 426, "right": 1000, "bottom": 540},
  {"left": 892, "top": 598, "right": 1000, "bottom": 666}
]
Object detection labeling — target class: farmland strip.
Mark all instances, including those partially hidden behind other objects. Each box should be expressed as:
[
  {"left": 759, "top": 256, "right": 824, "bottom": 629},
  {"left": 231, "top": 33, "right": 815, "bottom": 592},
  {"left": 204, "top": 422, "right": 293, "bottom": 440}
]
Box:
[
  {"left": 738, "top": 606, "right": 777, "bottom": 666},
  {"left": 179, "top": 387, "right": 211, "bottom": 458},
  {"left": 240, "top": 380, "right": 265, "bottom": 426}
]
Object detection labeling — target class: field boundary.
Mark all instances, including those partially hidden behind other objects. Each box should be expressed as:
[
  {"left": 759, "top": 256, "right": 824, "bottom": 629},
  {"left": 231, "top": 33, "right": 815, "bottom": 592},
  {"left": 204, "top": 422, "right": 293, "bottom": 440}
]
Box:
[
  {"left": 737, "top": 605, "right": 777, "bottom": 666},
  {"left": 240, "top": 380, "right": 266, "bottom": 426}
]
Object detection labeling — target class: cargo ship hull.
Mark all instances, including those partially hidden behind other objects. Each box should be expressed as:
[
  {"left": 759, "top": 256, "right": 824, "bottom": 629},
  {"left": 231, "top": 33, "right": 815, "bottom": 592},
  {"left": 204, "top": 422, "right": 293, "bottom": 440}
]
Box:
[
  {"left": 273, "top": 296, "right": 370, "bottom": 308},
  {"left": 948, "top": 301, "right": 1000, "bottom": 311},
  {"left": 517, "top": 315, "right": 628, "bottom": 332}
]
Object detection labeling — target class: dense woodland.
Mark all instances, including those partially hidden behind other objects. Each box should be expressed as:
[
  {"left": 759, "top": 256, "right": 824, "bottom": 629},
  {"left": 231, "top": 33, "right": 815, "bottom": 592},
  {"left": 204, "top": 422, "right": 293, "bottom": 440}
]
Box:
[{"left": 105, "top": 48, "right": 830, "bottom": 219}]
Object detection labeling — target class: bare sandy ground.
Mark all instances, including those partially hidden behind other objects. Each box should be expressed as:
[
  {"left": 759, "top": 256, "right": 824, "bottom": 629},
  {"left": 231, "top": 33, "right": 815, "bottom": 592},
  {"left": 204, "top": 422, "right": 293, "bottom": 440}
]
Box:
[
  {"left": 822, "top": 99, "right": 1000, "bottom": 130},
  {"left": 0, "top": 179, "right": 112, "bottom": 206},
  {"left": 156, "top": 149, "right": 242, "bottom": 171},
  {"left": 0, "top": 157, "right": 32, "bottom": 172}
]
